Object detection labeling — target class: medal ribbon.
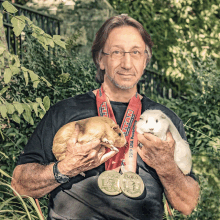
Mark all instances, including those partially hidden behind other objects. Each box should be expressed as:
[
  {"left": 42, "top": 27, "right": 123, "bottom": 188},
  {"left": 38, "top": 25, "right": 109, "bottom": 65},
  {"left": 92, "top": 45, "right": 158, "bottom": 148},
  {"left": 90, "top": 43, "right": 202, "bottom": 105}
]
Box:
[{"left": 96, "top": 86, "right": 142, "bottom": 173}]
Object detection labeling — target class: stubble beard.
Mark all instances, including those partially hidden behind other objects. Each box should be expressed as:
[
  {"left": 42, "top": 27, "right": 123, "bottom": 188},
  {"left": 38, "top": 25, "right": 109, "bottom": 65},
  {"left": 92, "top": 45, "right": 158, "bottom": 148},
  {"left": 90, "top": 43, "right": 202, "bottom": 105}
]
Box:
[{"left": 105, "top": 70, "right": 139, "bottom": 90}]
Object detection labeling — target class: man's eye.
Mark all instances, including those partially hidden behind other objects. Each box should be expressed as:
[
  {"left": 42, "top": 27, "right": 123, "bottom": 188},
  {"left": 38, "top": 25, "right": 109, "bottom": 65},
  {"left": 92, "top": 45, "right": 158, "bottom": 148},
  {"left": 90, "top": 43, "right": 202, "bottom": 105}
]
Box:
[
  {"left": 112, "top": 51, "right": 121, "bottom": 55},
  {"left": 132, "top": 51, "right": 140, "bottom": 55}
]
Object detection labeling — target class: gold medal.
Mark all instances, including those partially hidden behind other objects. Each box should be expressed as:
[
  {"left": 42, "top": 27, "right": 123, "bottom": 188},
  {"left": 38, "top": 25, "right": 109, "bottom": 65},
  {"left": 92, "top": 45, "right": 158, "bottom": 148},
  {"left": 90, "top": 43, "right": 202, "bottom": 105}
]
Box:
[
  {"left": 98, "top": 170, "right": 122, "bottom": 196},
  {"left": 119, "top": 171, "right": 145, "bottom": 198}
]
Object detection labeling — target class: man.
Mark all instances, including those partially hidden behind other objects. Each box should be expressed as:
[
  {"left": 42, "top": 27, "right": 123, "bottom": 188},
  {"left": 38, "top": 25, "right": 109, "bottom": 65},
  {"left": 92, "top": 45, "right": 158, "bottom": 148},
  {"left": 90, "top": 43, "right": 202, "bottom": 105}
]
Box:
[{"left": 11, "top": 15, "right": 199, "bottom": 219}]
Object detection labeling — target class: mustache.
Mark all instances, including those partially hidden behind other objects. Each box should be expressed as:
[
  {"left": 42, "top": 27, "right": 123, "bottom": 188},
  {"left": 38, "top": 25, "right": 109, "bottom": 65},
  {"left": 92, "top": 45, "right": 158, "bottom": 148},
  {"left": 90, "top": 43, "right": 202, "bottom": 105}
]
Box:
[{"left": 114, "top": 69, "right": 135, "bottom": 75}]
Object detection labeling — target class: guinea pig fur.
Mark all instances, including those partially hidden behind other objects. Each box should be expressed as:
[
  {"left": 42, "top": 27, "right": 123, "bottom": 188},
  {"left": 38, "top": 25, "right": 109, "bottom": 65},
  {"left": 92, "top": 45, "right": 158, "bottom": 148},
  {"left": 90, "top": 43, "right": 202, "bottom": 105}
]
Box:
[
  {"left": 52, "top": 116, "right": 127, "bottom": 162},
  {"left": 136, "top": 110, "right": 192, "bottom": 175}
]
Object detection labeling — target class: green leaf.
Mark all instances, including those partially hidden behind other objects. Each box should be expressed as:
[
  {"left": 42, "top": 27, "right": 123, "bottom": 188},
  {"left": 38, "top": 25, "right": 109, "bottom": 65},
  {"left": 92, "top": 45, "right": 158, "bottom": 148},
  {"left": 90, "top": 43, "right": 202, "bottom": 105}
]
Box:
[
  {"left": 2, "top": 1, "right": 18, "bottom": 13},
  {"left": 43, "top": 96, "right": 50, "bottom": 111},
  {"left": 0, "top": 151, "right": 9, "bottom": 159},
  {"left": 39, "top": 110, "right": 46, "bottom": 119},
  {"left": 0, "top": 104, "right": 7, "bottom": 118},
  {"left": 33, "top": 80, "right": 40, "bottom": 88},
  {"left": 28, "top": 69, "right": 39, "bottom": 82},
  {"left": 11, "top": 54, "right": 20, "bottom": 67},
  {"left": 53, "top": 35, "right": 66, "bottom": 49},
  {"left": 36, "top": 98, "right": 45, "bottom": 112},
  {"left": 36, "top": 98, "right": 42, "bottom": 104},
  {"left": 24, "top": 16, "right": 33, "bottom": 25},
  {"left": 31, "top": 102, "right": 38, "bottom": 116},
  {"left": 41, "top": 76, "right": 52, "bottom": 87},
  {"left": 13, "top": 102, "right": 24, "bottom": 114},
  {"left": 22, "top": 103, "right": 33, "bottom": 124},
  {"left": 9, "top": 64, "right": 20, "bottom": 75},
  {"left": 38, "top": 40, "right": 48, "bottom": 51},
  {"left": 0, "top": 56, "right": 5, "bottom": 68},
  {"left": 0, "top": 86, "right": 9, "bottom": 96},
  {"left": 5, "top": 102, "right": 15, "bottom": 114},
  {"left": 12, "top": 112, "right": 20, "bottom": 124},
  {"left": 22, "top": 111, "right": 34, "bottom": 125},
  {"left": 45, "top": 36, "right": 54, "bottom": 48},
  {"left": 202, "top": 125, "right": 212, "bottom": 130},
  {"left": 0, "top": 169, "right": 11, "bottom": 178},
  {"left": 195, "top": 139, "right": 202, "bottom": 147},
  {"left": 31, "top": 24, "right": 44, "bottom": 35},
  {"left": 11, "top": 16, "right": 26, "bottom": 36},
  {"left": 21, "top": 66, "right": 29, "bottom": 72},
  {"left": 4, "top": 68, "right": 12, "bottom": 84},
  {"left": 0, "top": 13, "right": 3, "bottom": 27},
  {"left": 23, "top": 70, "right": 28, "bottom": 85},
  {"left": 0, "top": 46, "right": 6, "bottom": 55}
]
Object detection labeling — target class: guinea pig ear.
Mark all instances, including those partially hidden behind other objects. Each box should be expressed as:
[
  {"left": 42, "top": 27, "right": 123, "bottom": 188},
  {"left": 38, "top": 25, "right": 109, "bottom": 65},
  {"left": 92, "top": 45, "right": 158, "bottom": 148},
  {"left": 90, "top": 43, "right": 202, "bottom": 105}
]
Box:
[
  {"left": 113, "top": 124, "right": 120, "bottom": 130},
  {"left": 161, "top": 114, "right": 166, "bottom": 119}
]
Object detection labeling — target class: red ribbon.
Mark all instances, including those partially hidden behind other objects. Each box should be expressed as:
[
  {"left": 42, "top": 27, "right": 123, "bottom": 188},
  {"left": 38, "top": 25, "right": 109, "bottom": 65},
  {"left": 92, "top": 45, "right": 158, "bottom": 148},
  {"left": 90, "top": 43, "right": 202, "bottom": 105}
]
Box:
[{"left": 96, "top": 86, "right": 142, "bottom": 172}]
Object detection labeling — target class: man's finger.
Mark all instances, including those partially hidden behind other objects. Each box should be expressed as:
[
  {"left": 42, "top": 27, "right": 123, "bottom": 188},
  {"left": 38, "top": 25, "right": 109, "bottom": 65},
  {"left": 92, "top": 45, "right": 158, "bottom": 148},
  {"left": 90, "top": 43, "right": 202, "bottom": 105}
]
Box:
[
  {"left": 83, "top": 139, "right": 101, "bottom": 151},
  {"left": 137, "top": 133, "right": 151, "bottom": 147},
  {"left": 100, "top": 150, "right": 118, "bottom": 164},
  {"left": 143, "top": 132, "right": 158, "bottom": 141},
  {"left": 166, "top": 131, "right": 175, "bottom": 146}
]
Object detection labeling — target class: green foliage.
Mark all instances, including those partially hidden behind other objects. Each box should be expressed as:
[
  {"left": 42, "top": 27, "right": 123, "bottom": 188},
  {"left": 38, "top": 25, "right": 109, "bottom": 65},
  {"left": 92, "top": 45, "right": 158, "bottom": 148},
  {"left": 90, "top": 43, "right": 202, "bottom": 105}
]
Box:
[
  {"left": 150, "top": 93, "right": 220, "bottom": 220},
  {"left": 108, "top": 0, "right": 220, "bottom": 95},
  {"left": 154, "top": 94, "right": 220, "bottom": 219},
  {"left": 0, "top": 1, "right": 98, "bottom": 219},
  {"left": 107, "top": 2, "right": 220, "bottom": 217},
  {"left": 0, "top": 178, "right": 45, "bottom": 219}
]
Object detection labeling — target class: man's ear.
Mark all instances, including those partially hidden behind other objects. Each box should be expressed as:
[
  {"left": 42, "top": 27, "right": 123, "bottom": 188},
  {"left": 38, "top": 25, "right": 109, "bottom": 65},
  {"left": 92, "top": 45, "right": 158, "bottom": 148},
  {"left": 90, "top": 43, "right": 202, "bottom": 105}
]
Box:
[{"left": 99, "top": 56, "right": 105, "bottom": 70}]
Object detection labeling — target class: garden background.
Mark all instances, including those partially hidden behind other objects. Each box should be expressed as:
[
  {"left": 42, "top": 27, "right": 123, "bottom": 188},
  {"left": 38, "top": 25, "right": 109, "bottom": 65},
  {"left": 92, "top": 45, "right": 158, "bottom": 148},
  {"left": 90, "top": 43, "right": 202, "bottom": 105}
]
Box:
[{"left": 0, "top": 0, "right": 219, "bottom": 219}]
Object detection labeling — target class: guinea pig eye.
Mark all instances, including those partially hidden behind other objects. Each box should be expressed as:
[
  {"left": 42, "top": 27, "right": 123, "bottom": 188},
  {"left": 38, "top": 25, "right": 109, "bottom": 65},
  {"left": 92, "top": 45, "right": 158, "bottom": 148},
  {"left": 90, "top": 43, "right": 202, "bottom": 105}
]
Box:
[
  {"left": 156, "top": 119, "right": 158, "bottom": 123},
  {"left": 146, "top": 120, "right": 148, "bottom": 123},
  {"left": 118, "top": 132, "right": 121, "bottom": 137}
]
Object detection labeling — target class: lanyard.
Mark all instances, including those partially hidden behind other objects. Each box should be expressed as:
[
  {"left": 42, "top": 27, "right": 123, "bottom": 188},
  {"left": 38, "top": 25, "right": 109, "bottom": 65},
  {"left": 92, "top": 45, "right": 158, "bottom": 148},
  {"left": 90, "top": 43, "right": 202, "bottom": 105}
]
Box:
[{"left": 96, "top": 86, "right": 142, "bottom": 172}]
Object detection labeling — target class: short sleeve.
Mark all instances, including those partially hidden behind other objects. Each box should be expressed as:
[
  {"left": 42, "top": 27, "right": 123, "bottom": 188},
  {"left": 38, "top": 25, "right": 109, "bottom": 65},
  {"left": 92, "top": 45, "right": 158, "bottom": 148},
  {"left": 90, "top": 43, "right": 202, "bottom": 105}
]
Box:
[{"left": 17, "top": 108, "right": 56, "bottom": 165}]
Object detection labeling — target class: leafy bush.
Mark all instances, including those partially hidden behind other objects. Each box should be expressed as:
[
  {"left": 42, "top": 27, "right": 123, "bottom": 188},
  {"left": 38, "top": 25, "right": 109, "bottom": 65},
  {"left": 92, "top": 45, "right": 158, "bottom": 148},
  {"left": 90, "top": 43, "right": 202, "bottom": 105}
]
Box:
[
  {"left": 108, "top": 0, "right": 220, "bottom": 95},
  {"left": 0, "top": 1, "right": 98, "bottom": 219},
  {"left": 153, "top": 94, "right": 220, "bottom": 220}
]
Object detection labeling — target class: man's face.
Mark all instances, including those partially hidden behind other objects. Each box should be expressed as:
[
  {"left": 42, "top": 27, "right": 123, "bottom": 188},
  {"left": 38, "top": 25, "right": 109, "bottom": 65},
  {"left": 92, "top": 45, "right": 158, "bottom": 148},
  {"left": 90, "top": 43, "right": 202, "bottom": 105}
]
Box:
[{"left": 99, "top": 26, "right": 148, "bottom": 90}]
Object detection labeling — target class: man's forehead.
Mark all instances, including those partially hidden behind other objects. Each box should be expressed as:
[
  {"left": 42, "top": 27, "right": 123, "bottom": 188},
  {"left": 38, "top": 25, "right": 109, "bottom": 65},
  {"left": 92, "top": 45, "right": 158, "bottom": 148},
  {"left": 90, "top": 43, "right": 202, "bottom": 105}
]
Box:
[{"left": 104, "top": 26, "right": 145, "bottom": 49}]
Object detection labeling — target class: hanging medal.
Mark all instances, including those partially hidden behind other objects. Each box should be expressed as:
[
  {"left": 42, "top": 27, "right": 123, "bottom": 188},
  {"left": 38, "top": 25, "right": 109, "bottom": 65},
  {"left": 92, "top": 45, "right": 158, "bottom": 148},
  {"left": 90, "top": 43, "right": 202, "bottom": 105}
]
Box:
[{"left": 96, "top": 86, "right": 145, "bottom": 198}]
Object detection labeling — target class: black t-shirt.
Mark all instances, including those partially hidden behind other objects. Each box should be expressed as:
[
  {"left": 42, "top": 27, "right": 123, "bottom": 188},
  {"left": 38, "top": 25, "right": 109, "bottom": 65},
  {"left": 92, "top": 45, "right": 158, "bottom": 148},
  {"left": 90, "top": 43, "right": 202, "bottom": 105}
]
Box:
[{"left": 17, "top": 90, "right": 193, "bottom": 220}]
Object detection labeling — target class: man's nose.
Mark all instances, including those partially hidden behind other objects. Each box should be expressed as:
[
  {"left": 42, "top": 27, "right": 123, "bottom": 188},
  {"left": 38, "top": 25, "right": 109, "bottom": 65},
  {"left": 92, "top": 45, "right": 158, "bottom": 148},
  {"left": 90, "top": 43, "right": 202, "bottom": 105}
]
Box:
[{"left": 121, "top": 53, "right": 132, "bottom": 70}]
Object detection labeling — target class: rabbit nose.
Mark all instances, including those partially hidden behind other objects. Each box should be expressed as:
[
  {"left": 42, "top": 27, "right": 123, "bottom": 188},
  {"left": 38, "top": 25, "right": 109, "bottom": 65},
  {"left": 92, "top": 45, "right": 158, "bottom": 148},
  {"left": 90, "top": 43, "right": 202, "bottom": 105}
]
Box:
[{"left": 149, "top": 128, "right": 154, "bottom": 131}]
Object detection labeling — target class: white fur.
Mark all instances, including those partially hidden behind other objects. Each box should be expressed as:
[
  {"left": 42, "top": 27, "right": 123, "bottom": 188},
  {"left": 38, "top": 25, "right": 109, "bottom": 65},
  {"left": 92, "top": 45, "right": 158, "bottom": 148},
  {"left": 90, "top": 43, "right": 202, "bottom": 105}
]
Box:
[{"left": 136, "top": 110, "right": 192, "bottom": 175}]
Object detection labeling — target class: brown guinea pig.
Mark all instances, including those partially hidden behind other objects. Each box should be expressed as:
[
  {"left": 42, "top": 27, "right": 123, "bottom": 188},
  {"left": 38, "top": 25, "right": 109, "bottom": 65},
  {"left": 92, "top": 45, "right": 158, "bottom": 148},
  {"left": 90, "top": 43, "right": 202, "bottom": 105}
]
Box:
[{"left": 52, "top": 116, "right": 127, "bottom": 161}]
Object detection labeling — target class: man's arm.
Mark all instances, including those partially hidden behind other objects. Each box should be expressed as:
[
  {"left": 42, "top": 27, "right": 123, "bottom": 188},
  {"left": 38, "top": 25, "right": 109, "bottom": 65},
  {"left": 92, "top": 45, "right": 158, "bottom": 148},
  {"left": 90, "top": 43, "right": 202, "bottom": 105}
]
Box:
[
  {"left": 11, "top": 125, "right": 117, "bottom": 198},
  {"left": 137, "top": 132, "right": 200, "bottom": 216}
]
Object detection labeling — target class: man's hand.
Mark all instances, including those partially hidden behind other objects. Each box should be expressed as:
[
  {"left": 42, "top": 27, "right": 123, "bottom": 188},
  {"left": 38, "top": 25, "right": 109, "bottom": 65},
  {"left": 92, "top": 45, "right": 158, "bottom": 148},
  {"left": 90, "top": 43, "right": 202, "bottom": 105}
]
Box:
[
  {"left": 137, "top": 131, "right": 176, "bottom": 174},
  {"left": 137, "top": 131, "right": 200, "bottom": 215},
  {"left": 58, "top": 124, "right": 118, "bottom": 177}
]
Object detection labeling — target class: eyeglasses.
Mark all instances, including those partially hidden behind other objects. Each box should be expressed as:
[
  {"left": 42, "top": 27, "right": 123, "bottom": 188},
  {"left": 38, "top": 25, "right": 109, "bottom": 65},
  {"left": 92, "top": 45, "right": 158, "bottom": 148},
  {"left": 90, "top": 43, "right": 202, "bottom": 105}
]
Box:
[{"left": 102, "top": 49, "right": 148, "bottom": 60}]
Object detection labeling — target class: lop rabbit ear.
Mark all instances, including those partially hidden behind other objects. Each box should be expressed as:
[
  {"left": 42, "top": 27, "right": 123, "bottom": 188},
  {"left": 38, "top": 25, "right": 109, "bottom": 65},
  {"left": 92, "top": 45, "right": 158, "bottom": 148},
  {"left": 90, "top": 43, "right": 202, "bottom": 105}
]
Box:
[{"left": 161, "top": 114, "right": 166, "bottom": 119}]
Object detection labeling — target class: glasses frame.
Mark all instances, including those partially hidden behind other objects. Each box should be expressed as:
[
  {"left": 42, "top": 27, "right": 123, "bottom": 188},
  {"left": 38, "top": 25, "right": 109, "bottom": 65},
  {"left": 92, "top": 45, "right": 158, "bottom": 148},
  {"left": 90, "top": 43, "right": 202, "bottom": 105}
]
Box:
[{"left": 102, "top": 50, "right": 148, "bottom": 59}]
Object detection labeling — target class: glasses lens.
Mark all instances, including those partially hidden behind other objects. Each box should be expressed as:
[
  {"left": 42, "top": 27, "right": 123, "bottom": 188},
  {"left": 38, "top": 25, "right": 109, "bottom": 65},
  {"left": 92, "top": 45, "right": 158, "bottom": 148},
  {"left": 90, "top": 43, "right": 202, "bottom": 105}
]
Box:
[
  {"left": 110, "top": 50, "right": 147, "bottom": 60},
  {"left": 111, "top": 50, "right": 123, "bottom": 59},
  {"left": 130, "top": 50, "right": 142, "bottom": 59}
]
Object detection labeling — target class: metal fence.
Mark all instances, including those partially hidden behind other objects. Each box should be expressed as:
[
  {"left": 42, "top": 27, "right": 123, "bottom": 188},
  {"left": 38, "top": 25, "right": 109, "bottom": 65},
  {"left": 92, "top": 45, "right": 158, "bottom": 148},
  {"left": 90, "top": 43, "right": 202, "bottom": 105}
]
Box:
[
  {"left": 138, "top": 69, "right": 179, "bottom": 99},
  {"left": 0, "top": 0, "right": 61, "bottom": 57}
]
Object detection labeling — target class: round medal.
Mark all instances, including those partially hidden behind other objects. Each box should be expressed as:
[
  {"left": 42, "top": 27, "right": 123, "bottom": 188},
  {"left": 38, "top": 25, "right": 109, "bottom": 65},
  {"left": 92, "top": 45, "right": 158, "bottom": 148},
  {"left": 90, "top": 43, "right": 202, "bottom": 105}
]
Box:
[
  {"left": 98, "top": 170, "right": 122, "bottom": 196},
  {"left": 119, "top": 171, "right": 145, "bottom": 198}
]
